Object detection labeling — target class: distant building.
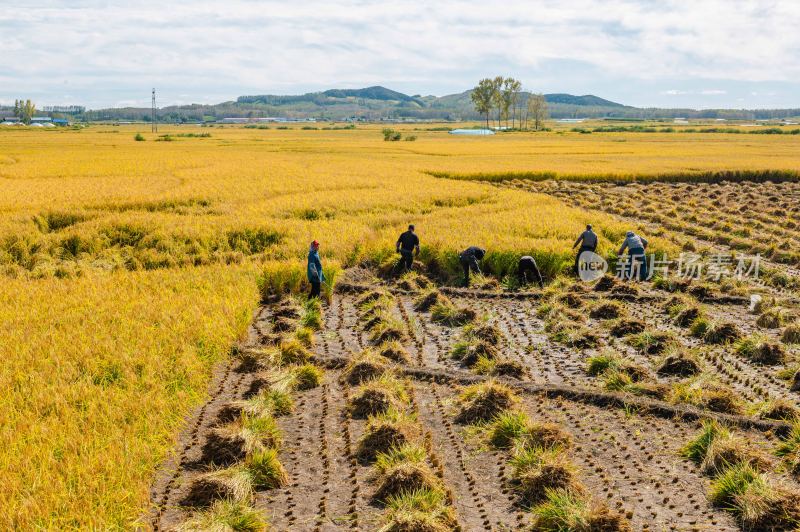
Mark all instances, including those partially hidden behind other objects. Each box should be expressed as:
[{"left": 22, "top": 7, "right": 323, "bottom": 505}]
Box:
[{"left": 0, "top": 116, "right": 67, "bottom": 126}]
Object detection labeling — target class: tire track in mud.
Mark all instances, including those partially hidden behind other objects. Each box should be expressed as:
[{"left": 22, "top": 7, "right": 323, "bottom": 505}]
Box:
[
  {"left": 264, "top": 387, "right": 308, "bottom": 529},
  {"left": 520, "top": 394, "right": 742, "bottom": 530},
  {"left": 264, "top": 374, "right": 363, "bottom": 531},
  {"left": 430, "top": 320, "right": 457, "bottom": 367},
  {"left": 473, "top": 298, "right": 531, "bottom": 369},
  {"left": 259, "top": 297, "right": 363, "bottom": 531},
  {"left": 268, "top": 381, "right": 337, "bottom": 529},
  {"left": 315, "top": 383, "right": 332, "bottom": 529},
  {"left": 339, "top": 382, "right": 361, "bottom": 530},
  {"left": 396, "top": 296, "right": 424, "bottom": 365},
  {"left": 400, "top": 297, "right": 445, "bottom": 368},
  {"left": 331, "top": 295, "right": 354, "bottom": 357},
  {"left": 489, "top": 299, "right": 586, "bottom": 386},
  {"left": 149, "top": 355, "right": 239, "bottom": 530},
  {"left": 329, "top": 298, "right": 379, "bottom": 527},
  {"left": 416, "top": 381, "right": 522, "bottom": 530},
  {"left": 337, "top": 293, "right": 364, "bottom": 352},
  {"left": 150, "top": 305, "right": 271, "bottom": 529}
]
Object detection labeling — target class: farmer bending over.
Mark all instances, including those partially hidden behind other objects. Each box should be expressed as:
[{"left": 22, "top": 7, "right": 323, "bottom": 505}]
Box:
[
  {"left": 307, "top": 240, "right": 325, "bottom": 298},
  {"left": 459, "top": 246, "right": 485, "bottom": 286},
  {"left": 618, "top": 231, "right": 648, "bottom": 280},
  {"left": 573, "top": 224, "right": 598, "bottom": 276},
  {"left": 396, "top": 224, "right": 420, "bottom": 271},
  {"left": 518, "top": 255, "right": 544, "bottom": 288}
]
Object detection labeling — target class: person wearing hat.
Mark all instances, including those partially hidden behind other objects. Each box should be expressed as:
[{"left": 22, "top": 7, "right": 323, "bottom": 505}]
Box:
[
  {"left": 572, "top": 224, "right": 598, "bottom": 276},
  {"left": 618, "top": 231, "right": 648, "bottom": 280},
  {"left": 396, "top": 224, "right": 420, "bottom": 272},
  {"left": 307, "top": 240, "right": 325, "bottom": 298}
]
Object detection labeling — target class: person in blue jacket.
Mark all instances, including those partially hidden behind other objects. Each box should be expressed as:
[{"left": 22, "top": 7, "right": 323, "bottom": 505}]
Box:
[{"left": 307, "top": 240, "right": 325, "bottom": 298}]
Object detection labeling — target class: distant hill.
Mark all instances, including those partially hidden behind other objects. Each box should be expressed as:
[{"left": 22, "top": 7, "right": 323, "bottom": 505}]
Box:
[
  {"left": 76, "top": 86, "right": 800, "bottom": 122},
  {"left": 236, "top": 86, "right": 423, "bottom": 107},
  {"left": 230, "top": 86, "right": 631, "bottom": 120},
  {"left": 409, "top": 90, "right": 627, "bottom": 107},
  {"left": 322, "top": 86, "right": 421, "bottom": 103},
  {"left": 543, "top": 94, "right": 624, "bottom": 107}
]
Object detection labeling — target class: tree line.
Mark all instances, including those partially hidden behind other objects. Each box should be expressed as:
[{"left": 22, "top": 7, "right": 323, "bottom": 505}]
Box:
[
  {"left": 12, "top": 99, "right": 37, "bottom": 124},
  {"left": 470, "top": 77, "right": 549, "bottom": 131}
]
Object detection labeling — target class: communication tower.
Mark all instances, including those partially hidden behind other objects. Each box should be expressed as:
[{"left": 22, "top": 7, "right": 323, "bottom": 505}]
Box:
[{"left": 151, "top": 88, "right": 157, "bottom": 133}]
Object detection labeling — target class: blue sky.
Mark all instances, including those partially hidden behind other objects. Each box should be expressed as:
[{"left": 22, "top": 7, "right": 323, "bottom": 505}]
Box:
[{"left": 1, "top": 0, "right": 799, "bottom": 109}]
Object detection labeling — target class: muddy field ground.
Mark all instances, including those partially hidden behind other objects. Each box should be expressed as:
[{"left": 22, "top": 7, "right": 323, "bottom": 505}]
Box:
[
  {"left": 148, "top": 273, "right": 799, "bottom": 530},
  {"left": 146, "top": 179, "right": 800, "bottom": 531}
]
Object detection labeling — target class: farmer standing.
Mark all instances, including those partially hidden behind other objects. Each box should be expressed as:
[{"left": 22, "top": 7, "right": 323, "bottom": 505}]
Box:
[
  {"left": 573, "top": 224, "right": 598, "bottom": 276},
  {"left": 459, "top": 246, "right": 486, "bottom": 286},
  {"left": 618, "top": 231, "right": 648, "bottom": 280},
  {"left": 307, "top": 240, "right": 325, "bottom": 298},
  {"left": 396, "top": 224, "right": 420, "bottom": 271}
]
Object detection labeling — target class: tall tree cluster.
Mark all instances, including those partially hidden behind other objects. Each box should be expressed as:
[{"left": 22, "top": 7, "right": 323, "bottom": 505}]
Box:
[
  {"left": 470, "top": 78, "right": 548, "bottom": 130},
  {"left": 13, "top": 99, "right": 37, "bottom": 124},
  {"left": 525, "top": 93, "right": 549, "bottom": 131}
]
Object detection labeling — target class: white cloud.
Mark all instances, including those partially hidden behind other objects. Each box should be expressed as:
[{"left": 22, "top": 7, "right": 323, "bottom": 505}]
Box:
[
  {"left": 1, "top": 1, "right": 799, "bottom": 108},
  {"left": 700, "top": 89, "right": 727, "bottom": 95}
]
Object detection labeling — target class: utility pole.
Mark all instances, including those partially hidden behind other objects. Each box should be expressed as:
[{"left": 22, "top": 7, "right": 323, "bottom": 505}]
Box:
[{"left": 151, "top": 88, "right": 157, "bottom": 133}]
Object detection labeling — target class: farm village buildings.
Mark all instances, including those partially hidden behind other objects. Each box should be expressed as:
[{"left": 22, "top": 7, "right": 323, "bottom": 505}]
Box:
[{"left": 1, "top": 115, "right": 70, "bottom": 126}]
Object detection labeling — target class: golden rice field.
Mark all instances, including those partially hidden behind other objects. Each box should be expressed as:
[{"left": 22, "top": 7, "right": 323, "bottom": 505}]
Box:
[{"left": 1, "top": 123, "right": 799, "bottom": 528}]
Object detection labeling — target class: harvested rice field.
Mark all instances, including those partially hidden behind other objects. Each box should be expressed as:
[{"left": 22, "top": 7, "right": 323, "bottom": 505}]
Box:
[{"left": 150, "top": 264, "right": 800, "bottom": 531}]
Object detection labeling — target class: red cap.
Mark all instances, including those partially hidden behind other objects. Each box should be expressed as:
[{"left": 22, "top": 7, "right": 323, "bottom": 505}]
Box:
[{"left": 311, "top": 240, "right": 320, "bottom": 249}]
